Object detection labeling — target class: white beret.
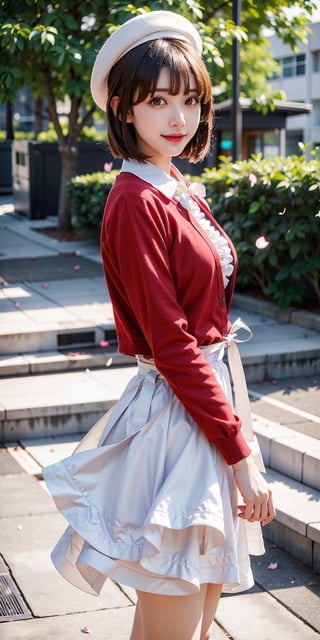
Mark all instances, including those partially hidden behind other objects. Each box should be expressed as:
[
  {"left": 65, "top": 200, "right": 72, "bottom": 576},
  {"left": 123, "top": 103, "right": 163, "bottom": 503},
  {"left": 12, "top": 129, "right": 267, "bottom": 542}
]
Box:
[{"left": 90, "top": 10, "right": 203, "bottom": 111}]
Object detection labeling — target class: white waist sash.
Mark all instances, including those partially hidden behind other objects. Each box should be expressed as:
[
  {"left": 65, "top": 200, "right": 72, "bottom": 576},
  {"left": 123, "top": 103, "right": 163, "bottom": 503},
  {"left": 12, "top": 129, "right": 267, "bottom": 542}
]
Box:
[{"left": 137, "top": 317, "right": 265, "bottom": 471}]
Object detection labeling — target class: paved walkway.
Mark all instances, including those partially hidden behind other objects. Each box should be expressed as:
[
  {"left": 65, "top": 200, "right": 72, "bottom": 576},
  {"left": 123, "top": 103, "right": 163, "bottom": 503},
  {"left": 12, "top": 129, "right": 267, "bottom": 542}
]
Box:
[{"left": 0, "top": 197, "right": 319, "bottom": 638}]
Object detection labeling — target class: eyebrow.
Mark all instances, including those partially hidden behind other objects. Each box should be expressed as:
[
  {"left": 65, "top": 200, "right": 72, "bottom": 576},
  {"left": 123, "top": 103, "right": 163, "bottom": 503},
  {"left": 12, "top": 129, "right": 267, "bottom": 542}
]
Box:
[{"left": 154, "top": 87, "right": 198, "bottom": 93}]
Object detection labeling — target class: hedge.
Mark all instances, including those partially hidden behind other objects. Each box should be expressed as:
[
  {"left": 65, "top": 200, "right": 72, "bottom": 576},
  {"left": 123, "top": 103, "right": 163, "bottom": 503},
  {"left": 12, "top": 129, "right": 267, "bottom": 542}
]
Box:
[
  {"left": 204, "top": 148, "right": 320, "bottom": 308},
  {"left": 68, "top": 148, "right": 320, "bottom": 309}
]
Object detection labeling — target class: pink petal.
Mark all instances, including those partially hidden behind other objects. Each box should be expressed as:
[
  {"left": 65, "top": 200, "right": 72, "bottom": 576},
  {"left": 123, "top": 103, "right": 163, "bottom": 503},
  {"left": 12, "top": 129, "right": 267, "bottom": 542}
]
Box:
[
  {"left": 272, "top": 379, "right": 278, "bottom": 385},
  {"left": 106, "top": 357, "right": 113, "bottom": 367},
  {"left": 278, "top": 207, "right": 286, "bottom": 216},
  {"left": 104, "top": 162, "right": 113, "bottom": 172},
  {"left": 42, "top": 283, "right": 49, "bottom": 289},
  {"left": 248, "top": 173, "right": 257, "bottom": 187},
  {"left": 74, "top": 265, "right": 81, "bottom": 271},
  {"left": 69, "top": 352, "right": 80, "bottom": 362},
  {"left": 99, "top": 340, "right": 110, "bottom": 348},
  {"left": 255, "top": 235, "right": 269, "bottom": 249},
  {"left": 81, "top": 626, "right": 92, "bottom": 634},
  {"left": 267, "top": 562, "right": 278, "bottom": 570},
  {"left": 14, "top": 302, "right": 21, "bottom": 309}
]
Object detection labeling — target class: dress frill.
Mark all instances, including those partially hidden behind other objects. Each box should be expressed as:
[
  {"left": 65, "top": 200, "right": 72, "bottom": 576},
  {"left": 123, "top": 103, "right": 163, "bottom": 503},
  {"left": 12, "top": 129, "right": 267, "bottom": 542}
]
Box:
[{"left": 43, "top": 344, "right": 265, "bottom": 597}]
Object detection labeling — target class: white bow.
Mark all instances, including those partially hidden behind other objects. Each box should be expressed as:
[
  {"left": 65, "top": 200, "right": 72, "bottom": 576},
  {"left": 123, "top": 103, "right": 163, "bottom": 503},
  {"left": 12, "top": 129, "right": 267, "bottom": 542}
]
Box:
[{"left": 226, "top": 318, "right": 265, "bottom": 472}]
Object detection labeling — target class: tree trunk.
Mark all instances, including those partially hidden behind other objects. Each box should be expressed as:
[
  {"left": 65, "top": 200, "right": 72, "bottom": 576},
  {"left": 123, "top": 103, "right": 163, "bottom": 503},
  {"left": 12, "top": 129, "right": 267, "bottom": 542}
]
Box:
[
  {"left": 57, "top": 143, "right": 79, "bottom": 232},
  {"left": 34, "top": 97, "right": 44, "bottom": 138}
]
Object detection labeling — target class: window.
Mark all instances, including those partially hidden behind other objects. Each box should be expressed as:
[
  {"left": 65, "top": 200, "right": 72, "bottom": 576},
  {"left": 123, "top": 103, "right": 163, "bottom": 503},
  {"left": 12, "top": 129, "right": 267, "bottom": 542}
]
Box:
[
  {"left": 278, "top": 54, "right": 306, "bottom": 78},
  {"left": 313, "top": 50, "right": 320, "bottom": 73},
  {"left": 283, "top": 56, "right": 294, "bottom": 77},
  {"left": 296, "top": 54, "right": 306, "bottom": 75},
  {"left": 312, "top": 101, "right": 320, "bottom": 127}
]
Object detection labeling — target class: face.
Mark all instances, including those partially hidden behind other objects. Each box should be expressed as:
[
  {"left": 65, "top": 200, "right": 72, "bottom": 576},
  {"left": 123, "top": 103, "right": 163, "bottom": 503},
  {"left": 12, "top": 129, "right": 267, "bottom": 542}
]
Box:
[{"left": 125, "top": 67, "right": 201, "bottom": 173}]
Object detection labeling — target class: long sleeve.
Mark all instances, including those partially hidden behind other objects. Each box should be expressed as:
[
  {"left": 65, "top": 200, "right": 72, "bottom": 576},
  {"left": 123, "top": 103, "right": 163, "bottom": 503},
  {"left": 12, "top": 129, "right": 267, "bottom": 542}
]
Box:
[{"left": 101, "top": 179, "right": 251, "bottom": 465}]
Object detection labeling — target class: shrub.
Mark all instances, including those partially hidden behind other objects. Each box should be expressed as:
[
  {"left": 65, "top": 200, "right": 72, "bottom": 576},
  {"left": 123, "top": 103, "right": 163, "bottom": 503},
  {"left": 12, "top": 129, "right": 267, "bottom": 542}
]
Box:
[
  {"left": 203, "top": 147, "right": 320, "bottom": 308},
  {"left": 67, "top": 170, "right": 118, "bottom": 234},
  {"left": 68, "top": 147, "right": 320, "bottom": 309}
]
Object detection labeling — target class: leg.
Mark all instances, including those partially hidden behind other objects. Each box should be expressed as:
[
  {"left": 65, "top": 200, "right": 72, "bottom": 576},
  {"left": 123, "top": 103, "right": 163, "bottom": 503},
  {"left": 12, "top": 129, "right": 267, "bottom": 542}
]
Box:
[
  {"left": 135, "top": 584, "right": 211, "bottom": 640},
  {"left": 130, "top": 598, "right": 143, "bottom": 640},
  {"left": 200, "top": 584, "right": 222, "bottom": 640}
]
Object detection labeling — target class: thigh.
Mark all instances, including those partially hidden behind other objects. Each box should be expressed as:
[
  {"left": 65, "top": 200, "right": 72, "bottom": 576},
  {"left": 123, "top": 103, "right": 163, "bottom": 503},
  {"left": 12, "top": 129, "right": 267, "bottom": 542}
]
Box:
[
  {"left": 200, "top": 584, "right": 222, "bottom": 640},
  {"left": 136, "top": 585, "right": 209, "bottom": 640}
]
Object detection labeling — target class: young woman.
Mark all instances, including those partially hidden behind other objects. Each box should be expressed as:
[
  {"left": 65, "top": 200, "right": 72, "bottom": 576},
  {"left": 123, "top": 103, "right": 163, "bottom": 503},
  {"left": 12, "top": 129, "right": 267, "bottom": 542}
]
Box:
[{"left": 44, "top": 11, "right": 275, "bottom": 640}]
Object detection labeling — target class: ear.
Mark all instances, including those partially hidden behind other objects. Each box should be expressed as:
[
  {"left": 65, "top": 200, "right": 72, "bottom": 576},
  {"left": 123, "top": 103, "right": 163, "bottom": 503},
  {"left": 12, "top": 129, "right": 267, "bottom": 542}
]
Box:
[
  {"left": 110, "top": 96, "right": 120, "bottom": 118},
  {"left": 110, "top": 96, "right": 133, "bottom": 123}
]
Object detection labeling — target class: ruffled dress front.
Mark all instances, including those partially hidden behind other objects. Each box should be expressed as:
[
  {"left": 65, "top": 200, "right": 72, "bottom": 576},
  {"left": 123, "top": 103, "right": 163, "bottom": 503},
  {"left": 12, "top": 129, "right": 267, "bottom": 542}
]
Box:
[{"left": 43, "top": 162, "right": 265, "bottom": 597}]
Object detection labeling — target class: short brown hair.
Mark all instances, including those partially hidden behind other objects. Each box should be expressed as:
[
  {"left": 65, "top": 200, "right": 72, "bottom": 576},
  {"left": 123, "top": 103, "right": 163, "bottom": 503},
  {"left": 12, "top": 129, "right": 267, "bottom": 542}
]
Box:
[{"left": 106, "top": 38, "right": 214, "bottom": 163}]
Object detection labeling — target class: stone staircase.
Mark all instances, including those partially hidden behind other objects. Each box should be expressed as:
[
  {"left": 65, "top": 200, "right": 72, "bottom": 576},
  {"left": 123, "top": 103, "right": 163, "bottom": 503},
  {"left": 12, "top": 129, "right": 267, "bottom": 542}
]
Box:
[{"left": 0, "top": 289, "right": 320, "bottom": 575}]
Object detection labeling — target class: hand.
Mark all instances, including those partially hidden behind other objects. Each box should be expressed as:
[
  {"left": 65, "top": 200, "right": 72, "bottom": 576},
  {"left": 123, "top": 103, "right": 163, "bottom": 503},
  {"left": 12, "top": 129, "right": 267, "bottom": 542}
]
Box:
[{"left": 232, "top": 455, "right": 275, "bottom": 526}]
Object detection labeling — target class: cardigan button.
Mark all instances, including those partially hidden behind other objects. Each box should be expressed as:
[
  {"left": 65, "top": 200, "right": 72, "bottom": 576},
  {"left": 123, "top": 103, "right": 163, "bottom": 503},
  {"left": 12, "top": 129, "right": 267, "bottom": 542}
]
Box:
[{"left": 221, "top": 296, "right": 226, "bottom": 307}]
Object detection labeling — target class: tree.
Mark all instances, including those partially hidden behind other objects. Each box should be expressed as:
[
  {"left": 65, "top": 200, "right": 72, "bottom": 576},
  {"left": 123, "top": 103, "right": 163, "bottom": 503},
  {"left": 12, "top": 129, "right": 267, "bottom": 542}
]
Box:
[
  {"left": 0, "top": 0, "right": 316, "bottom": 231},
  {"left": 0, "top": 0, "right": 111, "bottom": 231}
]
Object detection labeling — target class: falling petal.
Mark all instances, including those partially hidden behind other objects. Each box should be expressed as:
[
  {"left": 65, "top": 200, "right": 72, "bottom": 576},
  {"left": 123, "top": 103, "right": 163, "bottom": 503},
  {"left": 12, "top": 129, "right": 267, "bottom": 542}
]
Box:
[
  {"left": 308, "top": 581, "right": 319, "bottom": 586},
  {"left": 255, "top": 235, "right": 269, "bottom": 249},
  {"left": 17, "top": 524, "right": 23, "bottom": 531},
  {"left": 248, "top": 173, "right": 257, "bottom": 187},
  {"left": 42, "top": 283, "right": 49, "bottom": 289},
  {"left": 267, "top": 562, "right": 278, "bottom": 570},
  {"left": 14, "top": 302, "right": 21, "bottom": 309},
  {"left": 69, "top": 352, "right": 80, "bottom": 362},
  {"left": 74, "top": 264, "right": 81, "bottom": 271},
  {"left": 81, "top": 626, "right": 92, "bottom": 634},
  {"left": 106, "top": 357, "right": 113, "bottom": 367},
  {"left": 104, "top": 162, "right": 113, "bottom": 172},
  {"left": 278, "top": 207, "right": 286, "bottom": 216},
  {"left": 272, "top": 379, "right": 278, "bottom": 385},
  {"left": 99, "top": 340, "right": 110, "bottom": 348}
]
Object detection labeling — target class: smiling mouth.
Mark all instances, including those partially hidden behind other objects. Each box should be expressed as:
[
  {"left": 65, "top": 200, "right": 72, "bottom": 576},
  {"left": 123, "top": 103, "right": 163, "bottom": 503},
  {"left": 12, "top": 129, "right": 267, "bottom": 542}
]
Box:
[{"left": 162, "top": 134, "right": 186, "bottom": 143}]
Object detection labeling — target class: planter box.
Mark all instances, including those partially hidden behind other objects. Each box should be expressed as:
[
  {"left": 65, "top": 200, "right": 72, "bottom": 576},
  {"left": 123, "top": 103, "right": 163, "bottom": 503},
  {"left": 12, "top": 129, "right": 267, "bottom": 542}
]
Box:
[
  {"left": 0, "top": 140, "right": 13, "bottom": 194},
  {"left": 12, "top": 140, "right": 120, "bottom": 219}
]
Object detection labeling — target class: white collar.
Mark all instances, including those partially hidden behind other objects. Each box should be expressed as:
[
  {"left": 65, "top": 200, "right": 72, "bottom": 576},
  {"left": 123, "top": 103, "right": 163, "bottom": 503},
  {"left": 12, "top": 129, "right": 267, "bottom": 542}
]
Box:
[{"left": 121, "top": 159, "right": 178, "bottom": 199}]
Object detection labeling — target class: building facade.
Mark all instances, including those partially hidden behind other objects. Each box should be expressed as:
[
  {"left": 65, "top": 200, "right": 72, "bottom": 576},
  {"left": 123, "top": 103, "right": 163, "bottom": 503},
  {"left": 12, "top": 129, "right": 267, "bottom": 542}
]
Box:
[{"left": 268, "top": 21, "right": 320, "bottom": 155}]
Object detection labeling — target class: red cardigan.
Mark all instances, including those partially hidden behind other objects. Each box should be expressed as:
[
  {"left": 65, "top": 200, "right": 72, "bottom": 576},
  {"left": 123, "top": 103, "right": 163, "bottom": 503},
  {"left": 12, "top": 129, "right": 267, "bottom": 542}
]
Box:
[{"left": 100, "top": 171, "right": 251, "bottom": 465}]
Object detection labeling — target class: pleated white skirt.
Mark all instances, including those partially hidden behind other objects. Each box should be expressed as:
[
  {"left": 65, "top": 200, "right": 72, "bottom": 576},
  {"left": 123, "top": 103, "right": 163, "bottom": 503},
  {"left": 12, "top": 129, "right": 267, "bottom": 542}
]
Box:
[{"left": 43, "top": 342, "right": 265, "bottom": 597}]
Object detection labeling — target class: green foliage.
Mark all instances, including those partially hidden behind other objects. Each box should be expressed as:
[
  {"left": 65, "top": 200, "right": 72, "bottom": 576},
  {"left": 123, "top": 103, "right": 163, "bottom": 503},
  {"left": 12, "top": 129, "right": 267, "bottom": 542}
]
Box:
[
  {"left": 67, "top": 169, "right": 118, "bottom": 233},
  {"left": 68, "top": 146, "right": 320, "bottom": 309},
  {"left": 203, "top": 145, "right": 320, "bottom": 308}
]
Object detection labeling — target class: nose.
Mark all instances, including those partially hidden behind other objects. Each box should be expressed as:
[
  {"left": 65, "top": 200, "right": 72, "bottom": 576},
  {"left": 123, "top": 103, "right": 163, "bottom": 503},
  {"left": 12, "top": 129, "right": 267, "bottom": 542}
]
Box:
[{"left": 169, "top": 105, "right": 186, "bottom": 128}]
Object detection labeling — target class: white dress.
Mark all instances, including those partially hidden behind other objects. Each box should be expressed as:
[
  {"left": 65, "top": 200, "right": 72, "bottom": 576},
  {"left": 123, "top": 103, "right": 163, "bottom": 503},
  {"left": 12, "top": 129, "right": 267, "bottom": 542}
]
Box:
[{"left": 43, "top": 162, "right": 265, "bottom": 597}]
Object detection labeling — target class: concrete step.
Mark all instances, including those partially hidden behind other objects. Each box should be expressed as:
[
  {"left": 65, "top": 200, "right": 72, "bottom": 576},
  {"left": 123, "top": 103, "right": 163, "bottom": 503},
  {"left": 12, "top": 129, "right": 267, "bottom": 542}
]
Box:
[
  {"left": 1, "top": 324, "right": 320, "bottom": 382},
  {"left": 253, "top": 413, "right": 320, "bottom": 492},
  {"left": 0, "top": 364, "right": 136, "bottom": 442},
  {"left": 0, "top": 345, "right": 135, "bottom": 377},
  {"left": 1, "top": 284, "right": 320, "bottom": 382},
  {"left": 263, "top": 467, "right": 320, "bottom": 574}
]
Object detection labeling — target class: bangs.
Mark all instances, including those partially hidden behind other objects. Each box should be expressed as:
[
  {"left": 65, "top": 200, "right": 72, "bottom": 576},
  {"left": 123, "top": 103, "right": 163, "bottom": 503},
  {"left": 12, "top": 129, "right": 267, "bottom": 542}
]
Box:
[{"left": 133, "top": 39, "right": 206, "bottom": 104}]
